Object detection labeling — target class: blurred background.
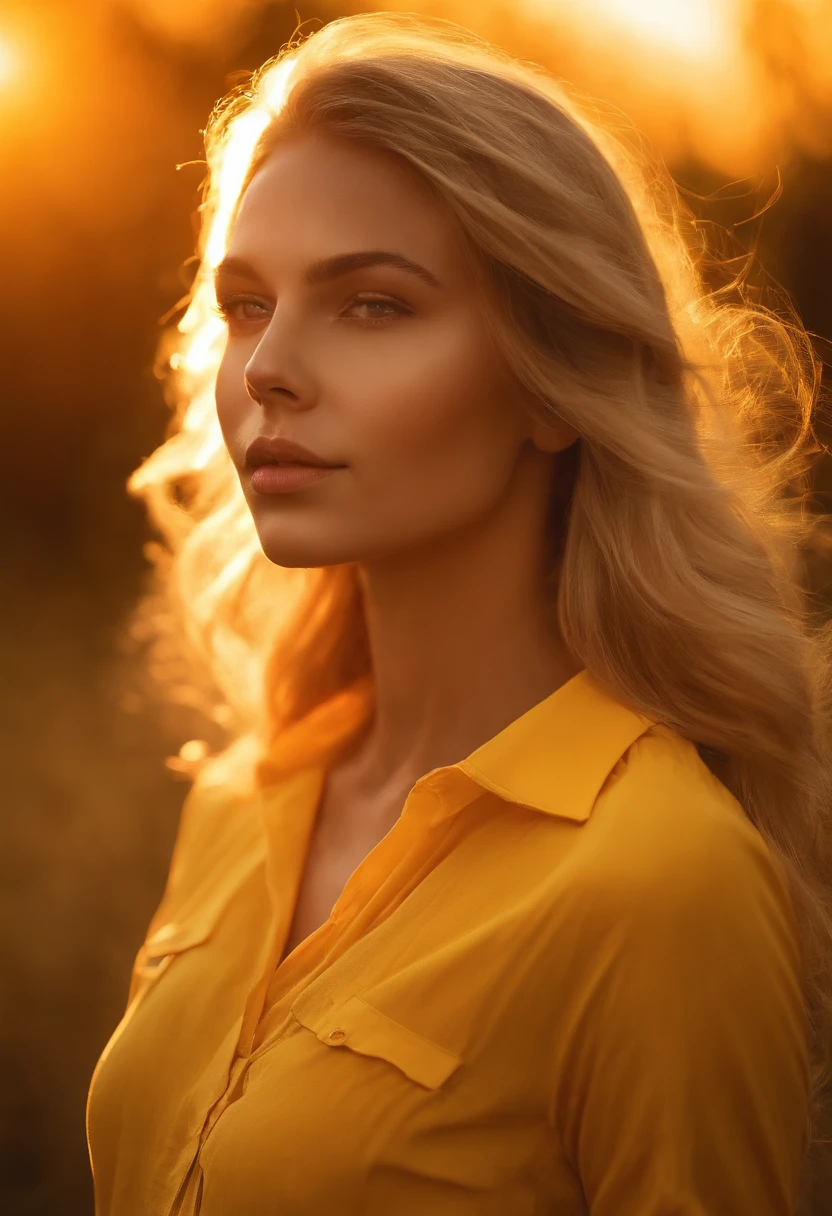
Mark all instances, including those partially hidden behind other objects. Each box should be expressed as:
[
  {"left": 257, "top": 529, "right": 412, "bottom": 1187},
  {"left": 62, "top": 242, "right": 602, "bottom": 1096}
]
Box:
[{"left": 1, "top": 2, "right": 831, "bottom": 1212}]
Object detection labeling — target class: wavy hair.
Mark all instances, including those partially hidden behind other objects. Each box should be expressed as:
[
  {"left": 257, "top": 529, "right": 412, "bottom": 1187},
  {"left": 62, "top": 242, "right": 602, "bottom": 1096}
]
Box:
[{"left": 127, "top": 12, "right": 832, "bottom": 1204}]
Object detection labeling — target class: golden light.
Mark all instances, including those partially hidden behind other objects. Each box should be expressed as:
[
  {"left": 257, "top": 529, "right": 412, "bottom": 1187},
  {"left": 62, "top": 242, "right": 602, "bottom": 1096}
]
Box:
[
  {"left": 373, "top": 0, "right": 832, "bottom": 172},
  {"left": 171, "top": 49, "right": 300, "bottom": 416},
  {"left": 0, "top": 34, "right": 20, "bottom": 87},
  {"left": 594, "top": 0, "right": 726, "bottom": 61},
  {"left": 127, "top": 43, "right": 315, "bottom": 734},
  {"left": 203, "top": 109, "right": 271, "bottom": 270},
  {"left": 128, "top": 46, "right": 306, "bottom": 693},
  {"left": 126, "top": 0, "right": 832, "bottom": 501},
  {"left": 122, "top": 8, "right": 832, "bottom": 750},
  {"left": 112, "top": 0, "right": 832, "bottom": 172},
  {"left": 202, "top": 55, "right": 298, "bottom": 270},
  {"left": 134, "top": 60, "right": 296, "bottom": 495}
]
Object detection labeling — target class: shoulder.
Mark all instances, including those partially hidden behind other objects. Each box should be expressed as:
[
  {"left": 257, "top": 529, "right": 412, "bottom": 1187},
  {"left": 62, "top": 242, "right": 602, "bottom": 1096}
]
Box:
[
  {"left": 547, "top": 725, "right": 809, "bottom": 1212},
  {"left": 144, "top": 735, "right": 266, "bottom": 942},
  {"left": 171, "top": 736, "right": 261, "bottom": 859},
  {"left": 558, "top": 723, "right": 800, "bottom": 967}
]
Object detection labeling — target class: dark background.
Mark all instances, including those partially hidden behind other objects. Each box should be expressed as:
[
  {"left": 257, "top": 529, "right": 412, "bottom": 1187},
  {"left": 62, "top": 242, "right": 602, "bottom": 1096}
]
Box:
[{"left": 2, "top": 2, "right": 831, "bottom": 1212}]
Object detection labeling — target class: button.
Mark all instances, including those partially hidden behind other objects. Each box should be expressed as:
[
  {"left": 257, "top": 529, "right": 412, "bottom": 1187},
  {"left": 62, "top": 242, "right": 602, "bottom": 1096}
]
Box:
[{"left": 326, "top": 1027, "right": 347, "bottom": 1044}]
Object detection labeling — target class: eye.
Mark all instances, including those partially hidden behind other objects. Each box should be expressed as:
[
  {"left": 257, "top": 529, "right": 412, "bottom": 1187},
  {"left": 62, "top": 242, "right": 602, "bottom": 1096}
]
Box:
[
  {"left": 342, "top": 294, "right": 411, "bottom": 326},
  {"left": 213, "top": 294, "right": 271, "bottom": 327}
]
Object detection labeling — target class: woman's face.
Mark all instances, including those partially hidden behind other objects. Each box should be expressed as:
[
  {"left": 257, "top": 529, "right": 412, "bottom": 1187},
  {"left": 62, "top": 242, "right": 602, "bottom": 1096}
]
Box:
[{"left": 215, "top": 130, "right": 570, "bottom": 568}]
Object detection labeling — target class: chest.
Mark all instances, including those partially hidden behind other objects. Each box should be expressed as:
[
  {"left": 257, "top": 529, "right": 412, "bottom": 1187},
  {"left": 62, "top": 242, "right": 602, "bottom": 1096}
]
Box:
[{"left": 279, "top": 786, "right": 405, "bottom": 964}]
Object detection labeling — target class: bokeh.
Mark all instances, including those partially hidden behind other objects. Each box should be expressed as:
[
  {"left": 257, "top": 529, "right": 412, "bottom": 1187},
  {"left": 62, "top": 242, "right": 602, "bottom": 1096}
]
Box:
[{"left": 2, "top": 2, "right": 831, "bottom": 1213}]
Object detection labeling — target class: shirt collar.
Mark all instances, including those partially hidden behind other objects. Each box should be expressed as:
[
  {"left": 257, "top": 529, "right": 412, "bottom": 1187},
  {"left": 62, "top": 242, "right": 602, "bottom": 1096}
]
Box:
[
  {"left": 257, "top": 668, "right": 658, "bottom": 825},
  {"left": 455, "top": 668, "right": 658, "bottom": 822}
]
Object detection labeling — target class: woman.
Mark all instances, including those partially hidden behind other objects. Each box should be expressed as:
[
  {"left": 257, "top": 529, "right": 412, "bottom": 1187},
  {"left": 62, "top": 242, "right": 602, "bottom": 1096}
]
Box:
[{"left": 85, "top": 12, "right": 832, "bottom": 1215}]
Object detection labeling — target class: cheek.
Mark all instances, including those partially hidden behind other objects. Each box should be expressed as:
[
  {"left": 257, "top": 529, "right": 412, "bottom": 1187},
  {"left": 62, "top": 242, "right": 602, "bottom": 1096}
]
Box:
[
  {"left": 214, "top": 346, "right": 252, "bottom": 446},
  {"left": 352, "top": 318, "right": 521, "bottom": 507}
]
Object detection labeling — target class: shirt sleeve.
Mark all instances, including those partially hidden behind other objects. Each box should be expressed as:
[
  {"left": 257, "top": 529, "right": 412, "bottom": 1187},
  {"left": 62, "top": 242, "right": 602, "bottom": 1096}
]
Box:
[{"left": 550, "top": 803, "right": 810, "bottom": 1215}]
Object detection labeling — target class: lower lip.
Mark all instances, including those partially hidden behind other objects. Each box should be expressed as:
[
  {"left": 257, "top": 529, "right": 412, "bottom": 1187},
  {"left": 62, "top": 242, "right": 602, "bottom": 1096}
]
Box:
[{"left": 249, "top": 463, "right": 345, "bottom": 494}]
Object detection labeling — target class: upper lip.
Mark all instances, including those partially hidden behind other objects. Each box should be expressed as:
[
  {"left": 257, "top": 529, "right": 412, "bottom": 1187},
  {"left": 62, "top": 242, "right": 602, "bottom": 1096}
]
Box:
[{"left": 244, "top": 436, "right": 344, "bottom": 469}]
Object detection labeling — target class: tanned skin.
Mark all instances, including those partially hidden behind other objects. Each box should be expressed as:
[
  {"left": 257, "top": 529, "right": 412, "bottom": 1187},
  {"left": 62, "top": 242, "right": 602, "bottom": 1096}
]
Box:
[{"left": 214, "top": 132, "right": 582, "bottom": 958}]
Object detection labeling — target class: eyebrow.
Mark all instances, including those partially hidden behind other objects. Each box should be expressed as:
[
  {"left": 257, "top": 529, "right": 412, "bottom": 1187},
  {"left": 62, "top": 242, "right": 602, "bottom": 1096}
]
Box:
[{"left": 214, "top": 249, "right": 443, "bottom": 291}]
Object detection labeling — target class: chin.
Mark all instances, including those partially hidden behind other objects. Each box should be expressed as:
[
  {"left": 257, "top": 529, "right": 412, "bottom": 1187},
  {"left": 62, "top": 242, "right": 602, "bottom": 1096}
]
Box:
[
  {"left": 254, "top": 526, "right": 357, "bottom": 570},
  {"left": 258, "top": 543, "right": 345, "bottom": 570},
  {"left": 252, "top": 514, "right": 421, "bottom": 570}
]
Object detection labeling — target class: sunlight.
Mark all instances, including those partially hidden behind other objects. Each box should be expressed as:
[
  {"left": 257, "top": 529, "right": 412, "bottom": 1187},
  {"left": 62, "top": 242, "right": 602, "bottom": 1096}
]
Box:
[
  {"left": 203, "top": 55, "right": 298, "bottom": 270},
  {"left": 204, "top": 108, "right": 271, "bottom": 269},
  {"left": 0, "top": 34, "right": 19, "bottom": 87},
  {"left": 594, "top": 0, "right": 726, "bottom": 60}
]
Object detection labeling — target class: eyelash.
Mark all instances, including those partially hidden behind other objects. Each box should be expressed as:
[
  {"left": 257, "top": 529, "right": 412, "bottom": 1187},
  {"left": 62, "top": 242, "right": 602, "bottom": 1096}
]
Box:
[{"left": 212, "top": 292, "right": 412, "bottom": 328}]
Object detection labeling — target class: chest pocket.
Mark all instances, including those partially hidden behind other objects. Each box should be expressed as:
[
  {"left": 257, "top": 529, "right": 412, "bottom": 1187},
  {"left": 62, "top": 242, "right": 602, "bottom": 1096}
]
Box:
[
  {"left": 291, "top": 992, "right": 462, "bottom": 1090},
  {"left": 126, "top": 911, "right": 222, "bottom": 1008}
]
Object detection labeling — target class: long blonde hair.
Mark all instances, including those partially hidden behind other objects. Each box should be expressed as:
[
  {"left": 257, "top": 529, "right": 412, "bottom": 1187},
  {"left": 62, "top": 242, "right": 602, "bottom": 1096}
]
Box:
[{"left": 128, "top": 13, "right": 832, "bottom": 1203}]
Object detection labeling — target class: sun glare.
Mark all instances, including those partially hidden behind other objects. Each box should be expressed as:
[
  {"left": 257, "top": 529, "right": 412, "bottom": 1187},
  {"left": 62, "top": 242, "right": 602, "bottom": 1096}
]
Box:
[
  {"left": 132, "top": 51, "right": 305, "bottom": 500},
  {"left": 0, "top": 34, "right": 19, "bottom": 87},
  {"left": 593, "top": 0, "right": 727, "bottom": 59},
  {"left": 178, "top": 51, "right": 301, "bottom": 399},
  {"left": 203, "top": 109, "right": 271, "bottom": 270},
  {"left": 203, "top": 55, "right": 298, "bottom": 270}
]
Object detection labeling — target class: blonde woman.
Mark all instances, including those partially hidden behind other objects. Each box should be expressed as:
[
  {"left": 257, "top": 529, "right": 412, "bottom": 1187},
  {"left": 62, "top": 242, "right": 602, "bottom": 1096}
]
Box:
[{"left": 85, "top": 13, "right": 832, "bottom": 1215}]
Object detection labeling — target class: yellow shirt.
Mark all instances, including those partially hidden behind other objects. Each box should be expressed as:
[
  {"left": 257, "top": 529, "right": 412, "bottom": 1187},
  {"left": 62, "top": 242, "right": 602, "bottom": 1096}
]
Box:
[{"left": 86, "top": 668, "right": 809, "bottom": 1215}]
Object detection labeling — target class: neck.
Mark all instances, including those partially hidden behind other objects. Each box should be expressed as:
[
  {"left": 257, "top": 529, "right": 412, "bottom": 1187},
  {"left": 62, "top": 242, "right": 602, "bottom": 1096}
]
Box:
[{"left": 345, "top": 451, "right": 581, "bottom": 796}]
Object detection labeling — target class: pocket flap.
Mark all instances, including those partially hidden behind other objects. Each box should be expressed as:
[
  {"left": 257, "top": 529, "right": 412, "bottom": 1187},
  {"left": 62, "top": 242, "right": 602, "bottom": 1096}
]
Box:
[
  {"left": 141, "top": 838, "right": 266, "bottom": 960},
  {"left": 143, "top": 917, "right": 215, "bottom": 956},
  {"left": 127, "top": 916, "right": 218, "bottom": 1004},
  {"left": 292, "top": 993, "right": 462, "bottom": 1089}
]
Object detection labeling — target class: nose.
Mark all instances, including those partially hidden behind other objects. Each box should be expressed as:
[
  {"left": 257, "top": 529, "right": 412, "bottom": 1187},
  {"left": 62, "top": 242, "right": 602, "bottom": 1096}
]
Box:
[
  {"left": 243, "top": 312, "right": 313, "bottom": 410},
  {"left": 243, "top": 377, "right": 267, "bottom": 406}
]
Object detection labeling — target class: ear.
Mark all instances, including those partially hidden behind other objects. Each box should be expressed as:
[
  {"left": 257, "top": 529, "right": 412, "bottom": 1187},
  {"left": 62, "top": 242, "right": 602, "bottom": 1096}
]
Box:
[{"left": 528, "top": 413, "right": 581, "bottom": 455}]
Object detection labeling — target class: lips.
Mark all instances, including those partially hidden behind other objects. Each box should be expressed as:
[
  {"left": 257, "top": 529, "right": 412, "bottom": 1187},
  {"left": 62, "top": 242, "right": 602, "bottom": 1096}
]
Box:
[{"left": 244, "top": 435, "right": 344, "bottom": 470}]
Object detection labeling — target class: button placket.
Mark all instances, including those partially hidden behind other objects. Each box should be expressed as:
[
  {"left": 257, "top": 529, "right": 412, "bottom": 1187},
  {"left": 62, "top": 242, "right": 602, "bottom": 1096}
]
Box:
[
  {"left": 197, "top": 1049, "right": 249, "bottom": 1150},
  {"left": 245, "top": 772, "right": 470, "bottom": 1064}
]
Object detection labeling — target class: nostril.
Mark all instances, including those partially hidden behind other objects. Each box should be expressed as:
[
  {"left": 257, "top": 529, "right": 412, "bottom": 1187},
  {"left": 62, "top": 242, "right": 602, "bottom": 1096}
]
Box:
[{"left": 244, "top": 379, "right": 264, "bottom": 405}]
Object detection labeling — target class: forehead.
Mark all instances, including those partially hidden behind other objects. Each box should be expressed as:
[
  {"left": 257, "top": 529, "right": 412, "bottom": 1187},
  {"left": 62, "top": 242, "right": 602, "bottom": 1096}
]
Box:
[{"left": 227, "top": 131, "right": 465, "bottom": 271}]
